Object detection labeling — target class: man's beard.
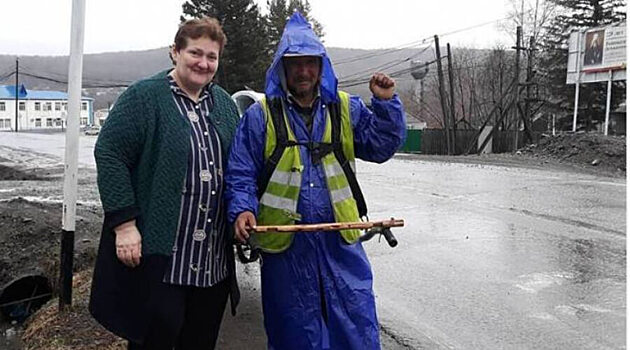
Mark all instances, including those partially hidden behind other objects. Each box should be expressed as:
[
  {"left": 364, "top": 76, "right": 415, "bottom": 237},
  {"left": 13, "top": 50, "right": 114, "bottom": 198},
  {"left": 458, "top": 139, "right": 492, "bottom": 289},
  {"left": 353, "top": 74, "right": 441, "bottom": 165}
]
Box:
[{"left": 288, "top": 80, "right": 319, "bottom": 99}]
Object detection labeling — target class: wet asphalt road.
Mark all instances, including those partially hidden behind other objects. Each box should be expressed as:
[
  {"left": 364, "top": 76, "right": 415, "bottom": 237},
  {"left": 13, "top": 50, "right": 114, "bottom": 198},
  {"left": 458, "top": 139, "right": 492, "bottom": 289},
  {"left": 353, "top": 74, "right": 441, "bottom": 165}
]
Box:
[
  {"left": 0, "top": 132, "right": 625, "bottom": 349},
  {"left": 361, "top": 154, "right": 626, "bottom": 350}
]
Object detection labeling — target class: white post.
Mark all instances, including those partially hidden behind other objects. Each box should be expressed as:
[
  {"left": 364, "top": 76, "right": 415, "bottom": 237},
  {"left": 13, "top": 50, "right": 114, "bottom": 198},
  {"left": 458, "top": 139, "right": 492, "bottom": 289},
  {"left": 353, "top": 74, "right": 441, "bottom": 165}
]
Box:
[
  {"left": 60, "top": 0, "right": 86, "bottom": 310},
  {"left": 604, "top": 70, "right": 613, "bottom": 135},
  {"left": 572, "top": 30, "right": 583, "bottom": 132},
  {"left": 552, "top": 114, "right": 556, "bottom": 136}
]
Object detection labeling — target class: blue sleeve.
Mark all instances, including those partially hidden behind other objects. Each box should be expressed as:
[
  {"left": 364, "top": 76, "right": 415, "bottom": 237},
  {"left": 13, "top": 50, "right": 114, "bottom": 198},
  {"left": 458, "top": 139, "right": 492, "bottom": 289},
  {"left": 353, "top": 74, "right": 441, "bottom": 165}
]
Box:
[
  {"left": 225, "top": 103, "right": 266, "bottom": 223},
  {"left": 351, "top": 94, "right": 406, "bottom": 163}
]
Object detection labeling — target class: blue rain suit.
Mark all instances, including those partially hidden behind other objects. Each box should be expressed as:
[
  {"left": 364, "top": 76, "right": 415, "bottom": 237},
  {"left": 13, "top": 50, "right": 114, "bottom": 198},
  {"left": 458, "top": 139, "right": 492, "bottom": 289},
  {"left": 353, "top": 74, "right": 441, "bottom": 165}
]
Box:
[{"left": 225, "top": 12, "right": 406, "bottom": 350}]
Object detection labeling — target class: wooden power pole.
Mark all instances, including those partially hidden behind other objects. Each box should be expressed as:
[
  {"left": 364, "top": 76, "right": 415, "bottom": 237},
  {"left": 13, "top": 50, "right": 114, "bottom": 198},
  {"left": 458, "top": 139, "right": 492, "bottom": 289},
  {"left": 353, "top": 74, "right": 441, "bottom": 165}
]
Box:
[
  {"left": 447, "top": 43, "right": 457, "bottom": 154},
  {"left": 434, "top": 35, "right": 451, "bottom": 155},
  {"left": 512, "top": 26, "right": 523, "bottom": 151},
  {"left": 523, "top": 35, "right": 535, "bottom": 142}
]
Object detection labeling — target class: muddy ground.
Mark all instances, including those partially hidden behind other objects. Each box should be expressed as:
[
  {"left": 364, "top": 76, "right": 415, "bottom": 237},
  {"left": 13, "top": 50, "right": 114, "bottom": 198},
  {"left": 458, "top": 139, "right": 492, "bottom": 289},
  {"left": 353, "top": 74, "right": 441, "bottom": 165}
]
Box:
[
  {"left": 519, "top": 132, "right": 626, "bottom": 175},
  {"left": 0, "top": 132, "right": 625, "bottom": 349}
]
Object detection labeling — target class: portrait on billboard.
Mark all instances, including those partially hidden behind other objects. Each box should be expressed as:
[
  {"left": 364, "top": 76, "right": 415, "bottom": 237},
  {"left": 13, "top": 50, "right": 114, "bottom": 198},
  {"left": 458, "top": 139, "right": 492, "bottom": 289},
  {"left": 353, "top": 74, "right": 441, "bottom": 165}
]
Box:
[{"left": 583, "top": 29, "right": 604, "bottom": 66}]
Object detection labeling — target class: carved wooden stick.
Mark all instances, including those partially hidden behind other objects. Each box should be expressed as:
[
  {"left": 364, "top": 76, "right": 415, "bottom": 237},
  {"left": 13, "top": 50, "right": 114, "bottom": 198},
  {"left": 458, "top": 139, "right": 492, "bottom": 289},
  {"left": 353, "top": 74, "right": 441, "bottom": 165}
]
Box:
[{"left": 249, "top": 218, "right": 404, "bottom": 233}]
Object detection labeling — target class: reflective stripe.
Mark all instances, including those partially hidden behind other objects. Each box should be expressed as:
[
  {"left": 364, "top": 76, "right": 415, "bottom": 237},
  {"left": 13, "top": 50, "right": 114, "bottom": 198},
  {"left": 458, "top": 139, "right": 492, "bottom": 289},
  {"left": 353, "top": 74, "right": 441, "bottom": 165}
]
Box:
[
  {"left": 257, "top": 91, "right": 361, "bottom": 250},
  {"left": 260, "top": 191, "right": 297, "bottom": 211},
  {"left": 324, "top": 161, "right": 345, "bottom": 177},
  {"left": 331, "top": 185, "right": 353, "bottom": 203},
  {"left": 349, "top": 160, "right": 356, "bottom": 173},
  {"left": 270, "top": 169, "right": 301, "bottom": 187}
]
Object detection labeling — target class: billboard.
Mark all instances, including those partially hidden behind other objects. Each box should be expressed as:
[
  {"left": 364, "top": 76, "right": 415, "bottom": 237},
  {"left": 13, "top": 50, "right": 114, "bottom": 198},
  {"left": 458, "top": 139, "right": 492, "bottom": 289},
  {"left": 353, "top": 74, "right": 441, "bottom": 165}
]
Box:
[{"left": 566, "top": 23, "right": 626, "bottom": 84}]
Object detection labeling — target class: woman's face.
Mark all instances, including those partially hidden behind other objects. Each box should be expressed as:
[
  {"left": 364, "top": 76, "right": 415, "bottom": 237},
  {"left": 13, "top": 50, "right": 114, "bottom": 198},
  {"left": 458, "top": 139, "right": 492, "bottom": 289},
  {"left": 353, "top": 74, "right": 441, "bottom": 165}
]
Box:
[{"left": 171, "top": 37, "right": 221, "bottom": 94}]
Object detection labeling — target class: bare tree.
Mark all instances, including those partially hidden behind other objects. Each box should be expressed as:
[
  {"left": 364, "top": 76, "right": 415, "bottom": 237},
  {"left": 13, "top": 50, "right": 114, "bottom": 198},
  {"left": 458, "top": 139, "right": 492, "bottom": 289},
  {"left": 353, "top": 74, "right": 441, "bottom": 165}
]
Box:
[{"left": 500, "top": 0, "right": 559, "bottom": 43}]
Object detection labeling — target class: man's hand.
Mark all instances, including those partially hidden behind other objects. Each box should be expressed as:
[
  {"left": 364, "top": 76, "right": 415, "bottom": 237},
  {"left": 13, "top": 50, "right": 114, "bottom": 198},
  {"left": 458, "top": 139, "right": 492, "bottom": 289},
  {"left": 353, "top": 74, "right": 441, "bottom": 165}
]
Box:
[
  {"left": 114, "top": 220, "right": 142, "bottom": 268},
  {"left": 369, "top": 72, "right": 395, "bottom": 100},
  {"left": 234, "top": 211, "right": 256, "bottom": 244}
]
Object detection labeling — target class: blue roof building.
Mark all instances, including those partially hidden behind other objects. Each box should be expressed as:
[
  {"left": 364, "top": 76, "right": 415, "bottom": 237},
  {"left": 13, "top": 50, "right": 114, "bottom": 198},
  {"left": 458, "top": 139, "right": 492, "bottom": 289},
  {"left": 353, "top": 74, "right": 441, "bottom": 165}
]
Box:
[{"left": 0, "top": 84, "right": 94, "bottom": 131}]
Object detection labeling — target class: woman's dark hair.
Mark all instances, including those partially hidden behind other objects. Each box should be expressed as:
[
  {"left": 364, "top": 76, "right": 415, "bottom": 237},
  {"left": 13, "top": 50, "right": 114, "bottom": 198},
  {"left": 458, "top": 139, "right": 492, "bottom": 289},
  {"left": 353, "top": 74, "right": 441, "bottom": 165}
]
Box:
[{"left": 174, "top": 16, "right": 227, "bottom": 54}]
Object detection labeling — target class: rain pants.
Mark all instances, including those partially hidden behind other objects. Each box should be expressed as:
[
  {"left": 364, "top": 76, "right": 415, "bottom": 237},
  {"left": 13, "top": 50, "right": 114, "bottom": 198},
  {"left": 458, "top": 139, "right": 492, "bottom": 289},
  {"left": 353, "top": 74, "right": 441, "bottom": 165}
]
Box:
[{"left": 225, "top": 12, "right": 406, "bottom": 350}]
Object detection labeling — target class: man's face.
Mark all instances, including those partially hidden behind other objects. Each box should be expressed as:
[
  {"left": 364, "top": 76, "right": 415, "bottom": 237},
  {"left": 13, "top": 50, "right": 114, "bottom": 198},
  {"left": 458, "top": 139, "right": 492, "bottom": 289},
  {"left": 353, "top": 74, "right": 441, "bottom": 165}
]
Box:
[
  {"left": 283, "top": 56, "right": 321, "bottom": 100},
  {"left": 591, "top": 34, "right": 600, "bottom": 48}
]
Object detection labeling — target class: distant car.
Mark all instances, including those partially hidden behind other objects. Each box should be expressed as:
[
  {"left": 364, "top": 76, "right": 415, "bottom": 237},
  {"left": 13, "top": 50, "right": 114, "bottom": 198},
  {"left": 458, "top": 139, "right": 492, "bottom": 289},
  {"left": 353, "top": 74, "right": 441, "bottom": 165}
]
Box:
[{"left": 84, "top": 126, "right": 101, "bottom": 136}]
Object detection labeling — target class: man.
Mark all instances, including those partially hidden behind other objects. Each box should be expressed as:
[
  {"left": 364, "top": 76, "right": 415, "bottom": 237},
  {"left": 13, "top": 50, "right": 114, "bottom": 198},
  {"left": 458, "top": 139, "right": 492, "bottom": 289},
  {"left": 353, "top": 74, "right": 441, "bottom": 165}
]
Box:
[
  {"left": 225, "top": 12, "right": 405, "bottom": 349},
  {"left": 89, "top": 17, "right": 240, "bottom": 350},
  {"left": 584, "top": 31, "right": 604, "bottom": 66}
]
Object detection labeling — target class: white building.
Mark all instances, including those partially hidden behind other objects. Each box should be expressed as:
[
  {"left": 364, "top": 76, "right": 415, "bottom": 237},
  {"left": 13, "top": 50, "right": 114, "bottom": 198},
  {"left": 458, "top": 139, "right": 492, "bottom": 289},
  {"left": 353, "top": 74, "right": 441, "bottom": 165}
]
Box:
[{"left": 0, "top": 84, "right": 94, "bottom": 131}]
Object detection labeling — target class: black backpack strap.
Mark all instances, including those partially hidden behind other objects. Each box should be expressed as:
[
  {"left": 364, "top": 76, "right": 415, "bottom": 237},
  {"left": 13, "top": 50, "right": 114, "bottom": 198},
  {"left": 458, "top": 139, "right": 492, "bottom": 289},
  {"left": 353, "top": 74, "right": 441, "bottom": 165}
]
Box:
[
  {"left": 257, "top": 98, "right": 288, "bottom": 199},
  {"left": 257, "top": 96, "right": 369, "bottom": 218},
  {"left": 328, "top": 101, "right": 368, "bottom": 218}
]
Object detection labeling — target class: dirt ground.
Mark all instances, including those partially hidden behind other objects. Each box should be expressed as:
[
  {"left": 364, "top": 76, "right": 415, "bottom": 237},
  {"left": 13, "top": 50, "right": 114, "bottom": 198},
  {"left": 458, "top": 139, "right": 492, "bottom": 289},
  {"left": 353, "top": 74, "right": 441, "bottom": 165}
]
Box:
[
  {"left": 410, "top": 132, "right": 625, "bottom": 178},
  {"left": 0, "top": 131, "right": 625, "bottom": 349},
  {"left": 518, "top": 132, "right": 626, "bottom": 176}
]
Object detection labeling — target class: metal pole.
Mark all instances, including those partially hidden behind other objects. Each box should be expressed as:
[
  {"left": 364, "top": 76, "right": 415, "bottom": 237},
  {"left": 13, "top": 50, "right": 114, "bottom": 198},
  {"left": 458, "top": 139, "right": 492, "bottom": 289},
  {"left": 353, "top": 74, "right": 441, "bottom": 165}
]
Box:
[
  {"left": 572, "top": 30, "right": 583, "bottom": 132},
  {"left": 14, "top": 58, "right": 18, "bottom": 132},
  {"left": 447, "top": 43, "right": 457, "bottom": 154},
  {"left": 434, "top": 35, "right": 451, "bottom": 154},
  {"left": 604, "top": 70, "right": 612, "bottom": 135},
  {"left": 60, "top": 0, "right": 86, "bottom": 311}
]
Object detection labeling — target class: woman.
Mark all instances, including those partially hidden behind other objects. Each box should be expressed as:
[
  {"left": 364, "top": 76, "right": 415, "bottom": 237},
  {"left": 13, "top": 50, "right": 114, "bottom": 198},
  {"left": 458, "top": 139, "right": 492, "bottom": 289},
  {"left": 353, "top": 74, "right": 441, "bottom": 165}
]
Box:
[{"left": 89, "top": 17, "right": 240, "bottom": 350}]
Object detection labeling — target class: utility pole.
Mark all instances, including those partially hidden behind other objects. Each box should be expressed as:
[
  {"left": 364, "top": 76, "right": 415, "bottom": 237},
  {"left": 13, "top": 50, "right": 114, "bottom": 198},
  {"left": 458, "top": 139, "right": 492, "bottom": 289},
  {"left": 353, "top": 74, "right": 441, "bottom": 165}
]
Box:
[
  {"left": 14, "top": 58, "right": 18, "bottom": 132},
  {"left": 523, "top": 35, "right": 535, "bottom": 142},
  {"left": 447, "top": 43, "right": 457, "bottom": 154},
  {"left": 512, "top": 26, "right": 523, "bottom": 151},
  {"left": 434, "top": 35, "right": 451, "bottom": 155}
]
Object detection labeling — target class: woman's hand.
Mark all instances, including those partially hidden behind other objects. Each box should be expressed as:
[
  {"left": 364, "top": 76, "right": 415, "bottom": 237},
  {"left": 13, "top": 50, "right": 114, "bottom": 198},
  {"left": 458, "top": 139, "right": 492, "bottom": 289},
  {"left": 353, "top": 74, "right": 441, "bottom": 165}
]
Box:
[{"left": 114, "top": 220, "right": 142, "bottom": 267}]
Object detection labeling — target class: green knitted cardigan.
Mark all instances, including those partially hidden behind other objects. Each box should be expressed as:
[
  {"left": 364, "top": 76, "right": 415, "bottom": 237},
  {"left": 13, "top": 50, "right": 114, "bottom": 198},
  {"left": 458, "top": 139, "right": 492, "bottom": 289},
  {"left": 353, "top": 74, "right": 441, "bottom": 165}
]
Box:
[{"left": 94, "top": 70, "right": 240, "bottom": 255}]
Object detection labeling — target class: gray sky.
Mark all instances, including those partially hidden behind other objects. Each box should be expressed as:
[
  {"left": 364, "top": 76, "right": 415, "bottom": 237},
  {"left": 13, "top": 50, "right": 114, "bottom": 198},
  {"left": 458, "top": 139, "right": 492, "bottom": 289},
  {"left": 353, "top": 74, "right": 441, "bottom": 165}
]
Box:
[{"left": 1, "top": 0, "right": 515, "bottom": 56}]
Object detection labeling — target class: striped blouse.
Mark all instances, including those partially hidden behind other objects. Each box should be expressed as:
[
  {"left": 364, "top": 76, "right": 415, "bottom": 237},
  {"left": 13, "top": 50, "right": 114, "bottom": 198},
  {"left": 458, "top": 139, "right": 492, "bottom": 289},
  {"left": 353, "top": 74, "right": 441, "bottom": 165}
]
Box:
[{"left": 162, "top": 74, "right": 229, "bottom": 287}]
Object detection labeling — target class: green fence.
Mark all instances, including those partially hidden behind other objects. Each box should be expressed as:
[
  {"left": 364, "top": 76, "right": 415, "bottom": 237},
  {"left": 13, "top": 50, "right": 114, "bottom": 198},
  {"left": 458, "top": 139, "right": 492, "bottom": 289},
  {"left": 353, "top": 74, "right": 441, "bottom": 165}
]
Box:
[
  {"left": 397, "top": 128, "right": 543, "bottom": 155},
  {"left": 399, "top": 128, "right": 422, "bottom": 153}
]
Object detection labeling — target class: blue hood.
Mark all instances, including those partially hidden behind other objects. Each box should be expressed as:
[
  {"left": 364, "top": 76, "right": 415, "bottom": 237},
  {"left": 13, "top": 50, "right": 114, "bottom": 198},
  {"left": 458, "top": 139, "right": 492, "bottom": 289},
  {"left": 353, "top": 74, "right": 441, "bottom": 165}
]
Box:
[{"left": 265, "top": 12, "right": 338, "bottom": 103}]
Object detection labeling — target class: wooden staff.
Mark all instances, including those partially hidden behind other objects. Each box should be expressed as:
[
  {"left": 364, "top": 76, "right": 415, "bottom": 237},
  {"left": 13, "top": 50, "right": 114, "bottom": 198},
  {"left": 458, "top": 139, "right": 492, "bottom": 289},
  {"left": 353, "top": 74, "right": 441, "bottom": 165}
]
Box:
[{"left": 249, "top": 218, "right": 404, "bottom": 233}]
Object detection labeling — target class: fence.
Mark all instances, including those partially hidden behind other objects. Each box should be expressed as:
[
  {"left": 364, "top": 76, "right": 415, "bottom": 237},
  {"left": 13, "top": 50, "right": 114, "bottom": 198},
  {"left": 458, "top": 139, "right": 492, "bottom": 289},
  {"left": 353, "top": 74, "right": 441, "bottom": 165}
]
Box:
[{"left": 399, "top": 128, "right": 541, "bottom": 155}]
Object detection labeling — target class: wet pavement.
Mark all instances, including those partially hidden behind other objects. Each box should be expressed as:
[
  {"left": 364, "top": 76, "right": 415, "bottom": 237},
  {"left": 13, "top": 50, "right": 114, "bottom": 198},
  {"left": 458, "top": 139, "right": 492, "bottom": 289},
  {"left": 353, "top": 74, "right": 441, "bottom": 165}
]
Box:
[
  {"left": 361, "top": 154, "right": 626, "bottom": 349},
  {"left": 0, "top": 132, "right": 625, "bottom": 349}
]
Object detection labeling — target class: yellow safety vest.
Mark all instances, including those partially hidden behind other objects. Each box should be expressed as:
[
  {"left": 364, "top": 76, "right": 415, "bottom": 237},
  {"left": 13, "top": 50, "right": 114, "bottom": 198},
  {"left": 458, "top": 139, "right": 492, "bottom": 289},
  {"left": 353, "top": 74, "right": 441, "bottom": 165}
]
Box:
[{"left": 254, "top": 91, "right": 361, "bottom": 252}]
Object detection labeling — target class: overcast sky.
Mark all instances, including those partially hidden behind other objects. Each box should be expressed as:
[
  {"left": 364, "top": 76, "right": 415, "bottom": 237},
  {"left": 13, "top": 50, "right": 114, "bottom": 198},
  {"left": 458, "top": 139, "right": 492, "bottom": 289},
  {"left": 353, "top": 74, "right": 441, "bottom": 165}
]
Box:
[{"left": 1, "top": 0, "right": 516, "bottom": 56}]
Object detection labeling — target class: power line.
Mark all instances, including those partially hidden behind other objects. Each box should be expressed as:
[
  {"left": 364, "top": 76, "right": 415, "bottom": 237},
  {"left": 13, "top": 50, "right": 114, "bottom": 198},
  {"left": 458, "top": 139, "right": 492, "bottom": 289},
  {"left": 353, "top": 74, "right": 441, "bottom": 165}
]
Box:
[
  {"left": 0, "top": 66, "right": 15, "bottom": 77},
  {"left": 339, "top": 56, "right": 442, "bottom": 88},
  {"left": 18, "top": 63, "right": 133, "bottom": 87},
  {"left": 338, "top": 48, "right": 527, "bottom": 89},
  {"left": 438, "top": 13, "right": 518, "bottom": 39},
  {"left": 0, "top": 70, "right": 15, "bottom": 82},
  {"left": 19, "top": 70, "right": 131, "bottom": 88},
  {"left": 337, "top": 45, "right": 433, "bottom": 82},
  {"left": 333, "top": 12, "right": 521, "bottom": 67},
  {"left": 333, "top": 39, "right": 429, "bottom": 65}
]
